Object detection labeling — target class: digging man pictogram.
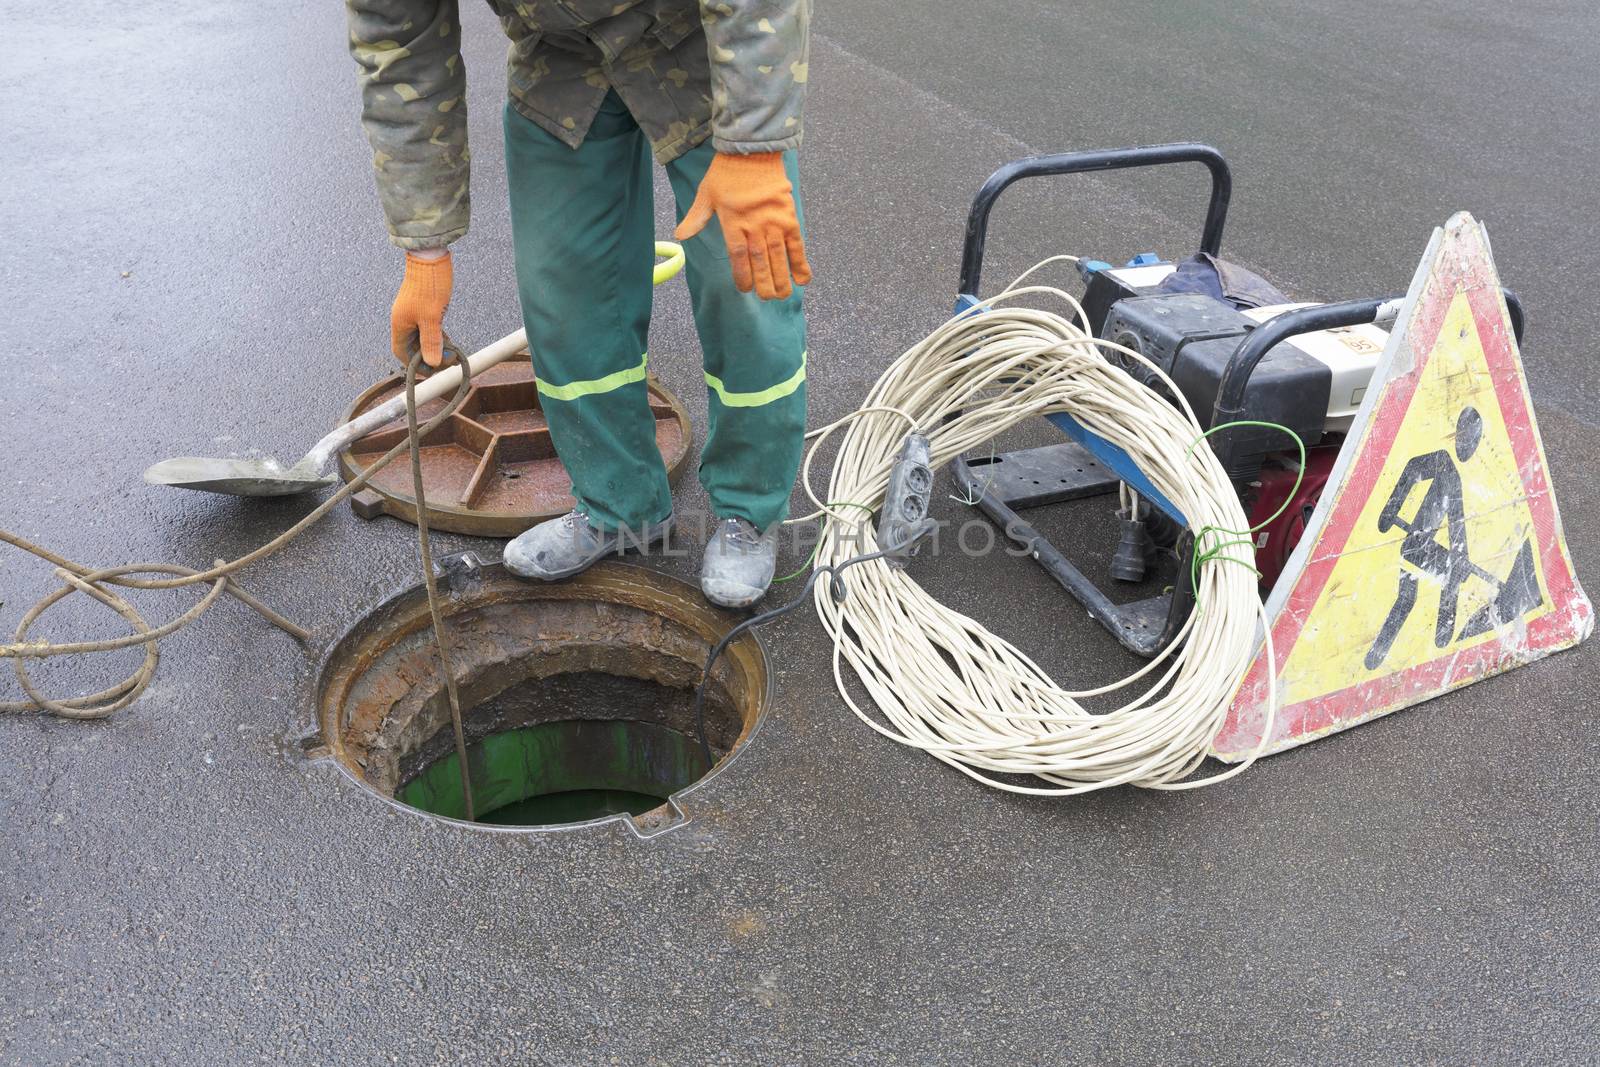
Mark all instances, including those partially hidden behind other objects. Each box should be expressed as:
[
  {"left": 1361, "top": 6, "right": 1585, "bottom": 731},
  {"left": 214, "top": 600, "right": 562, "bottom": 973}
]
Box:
[{"left": 1363, "top": 406, "right": 1543, "bottom": 670}]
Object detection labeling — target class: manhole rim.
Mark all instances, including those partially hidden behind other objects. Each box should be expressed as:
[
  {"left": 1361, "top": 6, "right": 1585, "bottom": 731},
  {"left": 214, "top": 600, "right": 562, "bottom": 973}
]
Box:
[{"left": 304, "top": 557, "right": 773, "bottom": 838}]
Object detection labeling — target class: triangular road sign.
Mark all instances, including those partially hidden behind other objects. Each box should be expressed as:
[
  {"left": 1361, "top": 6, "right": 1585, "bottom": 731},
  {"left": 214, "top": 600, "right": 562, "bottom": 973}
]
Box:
[{"left": 1213, "top": 212, "right": 1592, "bottom": 761}]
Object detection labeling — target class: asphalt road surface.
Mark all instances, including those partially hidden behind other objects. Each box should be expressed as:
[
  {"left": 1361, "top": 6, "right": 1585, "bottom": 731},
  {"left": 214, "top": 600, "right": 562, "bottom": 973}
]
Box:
[{"left": 3, "top": 2, "right": 1597, "bottom": 1063}]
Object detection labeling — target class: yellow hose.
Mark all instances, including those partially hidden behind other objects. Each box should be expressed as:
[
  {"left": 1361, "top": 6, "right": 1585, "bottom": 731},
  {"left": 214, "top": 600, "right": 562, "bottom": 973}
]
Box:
[{"left": 653, "top": 241, "right": 686, "bottom": 285}]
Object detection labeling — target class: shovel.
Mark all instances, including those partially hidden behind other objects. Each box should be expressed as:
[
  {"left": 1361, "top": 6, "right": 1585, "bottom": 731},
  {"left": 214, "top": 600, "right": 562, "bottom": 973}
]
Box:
[
  {"left": 143, "top": 328, "right": 529, "bottom": 496},
  {"left": 144, "top": 242, "right": 686, "bottom": 498}
]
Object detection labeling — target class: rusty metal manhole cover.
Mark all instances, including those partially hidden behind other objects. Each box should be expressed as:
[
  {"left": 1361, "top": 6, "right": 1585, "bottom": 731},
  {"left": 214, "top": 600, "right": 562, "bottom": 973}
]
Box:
[
  {"left": 337, "top": 350, "right": 693, "bottom": 537},
  {"left": 307, "top": 558, "right": 769, "bottom": 834}
]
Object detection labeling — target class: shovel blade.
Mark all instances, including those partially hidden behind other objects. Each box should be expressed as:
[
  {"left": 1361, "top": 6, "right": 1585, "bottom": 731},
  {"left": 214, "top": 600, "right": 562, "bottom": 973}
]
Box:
[{"left": 142, "top": 456, "right": 337, "bottom": 497}]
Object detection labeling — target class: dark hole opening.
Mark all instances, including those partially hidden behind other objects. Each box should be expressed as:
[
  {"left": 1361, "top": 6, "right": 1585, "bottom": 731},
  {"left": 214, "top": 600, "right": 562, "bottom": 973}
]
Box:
[{"left": 392, "top": 670, "right": 739, "bottom": 827}]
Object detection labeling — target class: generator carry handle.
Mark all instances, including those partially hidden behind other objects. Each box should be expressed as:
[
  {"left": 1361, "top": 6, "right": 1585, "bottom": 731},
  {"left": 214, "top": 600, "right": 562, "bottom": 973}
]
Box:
[
  {"left": 1211, "top": 290, "right": 1528, "bottom": 479},
  {"left": 957, "top": 143, "right": 1233, "bottom": 300}
]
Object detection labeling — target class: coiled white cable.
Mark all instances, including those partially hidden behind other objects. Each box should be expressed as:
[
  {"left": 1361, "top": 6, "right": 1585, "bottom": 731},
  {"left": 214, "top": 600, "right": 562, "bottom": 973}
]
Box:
[{"left": 801, "top": 258, "right": 1277, "bottom": 793}]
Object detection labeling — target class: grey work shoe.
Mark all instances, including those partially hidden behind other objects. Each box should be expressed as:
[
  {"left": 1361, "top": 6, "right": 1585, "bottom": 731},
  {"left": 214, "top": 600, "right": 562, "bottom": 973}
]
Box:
[
  {"left": 503, "top": 508, "right": 672, "bottom": 581},
  {"left": 701, "top": 517, "right": 779, "bottom": 609}
]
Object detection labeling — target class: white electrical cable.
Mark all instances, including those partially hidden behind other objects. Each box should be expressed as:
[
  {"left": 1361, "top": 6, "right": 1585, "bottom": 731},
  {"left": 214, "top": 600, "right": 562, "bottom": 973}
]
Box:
[{"left": 801, "top": 258, "right": 1277, "bottom": 794}]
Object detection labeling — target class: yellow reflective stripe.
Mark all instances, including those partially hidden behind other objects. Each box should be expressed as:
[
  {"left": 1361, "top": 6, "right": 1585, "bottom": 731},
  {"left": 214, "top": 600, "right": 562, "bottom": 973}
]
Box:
[
  {"left": 704, "top": 351, "right": 807, "bottom": 409},
  {"left": 534, "top": 353, "right": 648, "bottom": 402}
]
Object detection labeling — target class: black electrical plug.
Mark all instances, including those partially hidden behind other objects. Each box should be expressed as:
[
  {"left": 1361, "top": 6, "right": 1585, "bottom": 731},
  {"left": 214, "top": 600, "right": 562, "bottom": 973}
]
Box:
[
  {"left": 1110, "top": 514, "right": 1153, "bottom": 583},
  {"left": 882, "top": 517, "right": 940, "bottom": 562}
]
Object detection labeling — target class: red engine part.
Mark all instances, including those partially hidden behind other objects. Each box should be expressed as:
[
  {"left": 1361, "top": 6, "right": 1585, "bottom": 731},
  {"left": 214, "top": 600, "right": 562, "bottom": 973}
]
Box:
[{"left": 1244, "top": 442, "right": 1342, "bottom": 592}]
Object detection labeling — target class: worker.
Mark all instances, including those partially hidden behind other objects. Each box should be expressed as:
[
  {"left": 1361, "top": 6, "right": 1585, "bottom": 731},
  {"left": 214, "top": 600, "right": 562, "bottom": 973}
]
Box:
[{"left": 347, "top": 0, "right": 812, "bottom": 608}]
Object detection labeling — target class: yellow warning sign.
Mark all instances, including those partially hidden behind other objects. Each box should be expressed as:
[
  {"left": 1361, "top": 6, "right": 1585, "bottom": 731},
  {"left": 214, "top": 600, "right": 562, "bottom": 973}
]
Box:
[{"left": 1214, "top": 212, "right": 1591, "bottom": 760}]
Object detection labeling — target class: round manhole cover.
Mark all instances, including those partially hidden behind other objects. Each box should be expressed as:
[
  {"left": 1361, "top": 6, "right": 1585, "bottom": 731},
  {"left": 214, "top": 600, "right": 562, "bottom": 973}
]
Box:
[
  {"left": 310, "top": 559, "right": 768, "bottom": 833},
  {"left": 337, "top": 350, "right": 693, "bottom": 537}
]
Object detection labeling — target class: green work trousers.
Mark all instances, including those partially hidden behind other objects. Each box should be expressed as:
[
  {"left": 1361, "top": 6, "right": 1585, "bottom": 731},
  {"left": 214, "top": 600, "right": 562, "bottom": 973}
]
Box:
[{"left": 503, "top": 92, "right": 807, "bottom": 534}]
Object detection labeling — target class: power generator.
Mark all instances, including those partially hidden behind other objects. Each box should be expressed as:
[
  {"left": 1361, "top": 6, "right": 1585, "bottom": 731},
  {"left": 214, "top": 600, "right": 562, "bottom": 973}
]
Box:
[{"left": 950, "top": 145, "right": 1524, "bottom": 655}]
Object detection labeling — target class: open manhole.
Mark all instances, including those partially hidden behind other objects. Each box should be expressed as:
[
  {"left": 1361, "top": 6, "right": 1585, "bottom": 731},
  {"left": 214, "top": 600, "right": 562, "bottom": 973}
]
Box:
[{"left": 311, "top": 558, "right": 768, "bottom": 833}]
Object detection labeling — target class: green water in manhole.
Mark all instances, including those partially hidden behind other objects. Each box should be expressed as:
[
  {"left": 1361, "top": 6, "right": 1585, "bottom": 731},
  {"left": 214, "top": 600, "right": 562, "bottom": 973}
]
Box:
[{"left": 396, "top": 719, "right": 710, "bottom": 826}]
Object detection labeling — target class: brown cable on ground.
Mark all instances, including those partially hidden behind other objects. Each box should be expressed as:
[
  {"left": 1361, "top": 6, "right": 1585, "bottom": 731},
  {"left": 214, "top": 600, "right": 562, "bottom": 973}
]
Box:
[
  {"left": 403, "top": 346, "right": 477, "bottom": 820},
  {"left": 1, "top": 350, "right": 478, "bottom": 717}
]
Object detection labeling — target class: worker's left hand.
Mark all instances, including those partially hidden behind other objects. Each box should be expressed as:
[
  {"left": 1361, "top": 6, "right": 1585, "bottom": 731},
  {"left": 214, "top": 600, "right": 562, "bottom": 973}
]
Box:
[
  {"left": 674, "top": 152, "right": 811, "bottom": 301},
  {"left": 391, "top": 249, "right": 453, "bottom": 368}
]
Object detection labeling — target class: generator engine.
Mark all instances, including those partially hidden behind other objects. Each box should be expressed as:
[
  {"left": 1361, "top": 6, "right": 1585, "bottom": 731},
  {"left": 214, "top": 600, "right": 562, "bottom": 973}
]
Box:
[{"left": 1080, "top": 256, "right": 1391, "bottom": 589}]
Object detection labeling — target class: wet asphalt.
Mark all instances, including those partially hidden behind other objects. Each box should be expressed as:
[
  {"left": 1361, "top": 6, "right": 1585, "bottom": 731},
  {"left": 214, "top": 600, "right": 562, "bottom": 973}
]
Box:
[{"left": 3, "top": 2, "right": 1598, "bottom": 1063}]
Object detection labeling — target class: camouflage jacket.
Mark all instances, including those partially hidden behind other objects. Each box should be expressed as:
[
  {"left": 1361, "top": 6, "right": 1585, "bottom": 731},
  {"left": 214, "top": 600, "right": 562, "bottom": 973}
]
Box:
[{"left": 347, "top": 0, "right": 812, "bottom": 249}]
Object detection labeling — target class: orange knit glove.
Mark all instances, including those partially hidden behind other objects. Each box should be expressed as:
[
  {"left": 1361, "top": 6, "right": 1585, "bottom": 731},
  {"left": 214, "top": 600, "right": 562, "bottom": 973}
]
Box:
[
  {"left": 390, "top": 251, "right": 453, "bottom": 367},
  {"left": 674, "top": 152, "right": 811, "bottom": 301}
]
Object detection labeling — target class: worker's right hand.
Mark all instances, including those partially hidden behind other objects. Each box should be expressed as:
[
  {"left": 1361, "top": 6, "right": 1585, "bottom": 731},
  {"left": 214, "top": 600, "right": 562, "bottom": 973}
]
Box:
[
  {"left": 391, "top": 249, "right": 453, "bottom": 368},
  {"left": 674, "top": 152, "right": 811, "bottom": 301}
]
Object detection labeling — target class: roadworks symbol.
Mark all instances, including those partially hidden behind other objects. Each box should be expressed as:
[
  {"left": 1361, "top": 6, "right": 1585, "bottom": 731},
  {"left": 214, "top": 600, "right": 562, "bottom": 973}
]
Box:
[
  {"left": 1212, "top": 212, "right": 1592, "bottom": 761},
  {"left": 1362, "top": 401, "right": 1542, "bottom": 672}
]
